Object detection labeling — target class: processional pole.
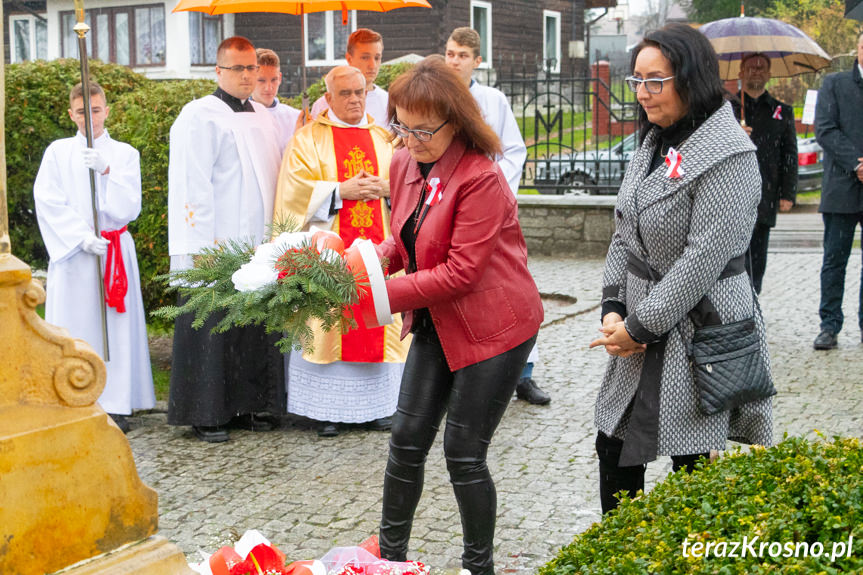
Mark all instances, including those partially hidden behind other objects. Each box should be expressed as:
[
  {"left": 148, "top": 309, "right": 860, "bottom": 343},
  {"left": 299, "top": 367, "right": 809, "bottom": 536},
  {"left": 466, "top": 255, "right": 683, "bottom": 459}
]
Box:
[
  {"left": 300, "top": 6, "right": 308, "bottom": 125},
  {"left": 73, "top": 0, "right": 110, "bottom": 360},
  {"left": 0, "top": 0, "right": 8, "bottom": 257}
]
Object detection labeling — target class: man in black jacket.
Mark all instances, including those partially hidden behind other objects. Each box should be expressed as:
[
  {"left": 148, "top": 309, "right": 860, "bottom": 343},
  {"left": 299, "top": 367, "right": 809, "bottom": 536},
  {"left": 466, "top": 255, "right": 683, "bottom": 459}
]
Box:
[
  {"left": 813, "top": 33, "right": 863, "bottom": 350},
  {"left": 736, "top": 52, "right": 797, "bottom": 294}
]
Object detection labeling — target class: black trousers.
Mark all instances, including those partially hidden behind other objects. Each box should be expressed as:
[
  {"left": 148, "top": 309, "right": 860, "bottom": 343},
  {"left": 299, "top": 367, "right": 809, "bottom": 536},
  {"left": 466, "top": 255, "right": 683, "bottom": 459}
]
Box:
[
  {"left": 596, "top": 432, "right": 708, "bottom": 514},
  {"left": 819, "top": 212, "right": 863, "bottom": 334},
  {"left": 379, "top": 330, "right": 536, "bottom": 575},
  {"left": 745, "top": 223, "right": 771, "bottom": 294}
]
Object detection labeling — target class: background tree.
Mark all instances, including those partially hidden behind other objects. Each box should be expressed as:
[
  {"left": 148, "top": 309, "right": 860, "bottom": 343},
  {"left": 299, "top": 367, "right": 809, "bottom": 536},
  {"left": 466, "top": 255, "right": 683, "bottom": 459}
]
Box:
[
  {"left": 766, "top": 0, "right": 861, "bottom": 57},
  {"left": 683, "top": 0, "right": 775, "bottom": 23}
]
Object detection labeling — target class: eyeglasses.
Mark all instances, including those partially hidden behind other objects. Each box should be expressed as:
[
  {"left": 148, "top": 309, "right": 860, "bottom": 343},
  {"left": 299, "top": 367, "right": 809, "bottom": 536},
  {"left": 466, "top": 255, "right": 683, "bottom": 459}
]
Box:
[
  {"left": 217, "top": 64, "right": 260, "bottom": 73},
  {"left": 625, "top": 76, "right": 675, "bottom": 95},
  {"left": 390, "top": 119, "right": 449, "bottom": 142}
]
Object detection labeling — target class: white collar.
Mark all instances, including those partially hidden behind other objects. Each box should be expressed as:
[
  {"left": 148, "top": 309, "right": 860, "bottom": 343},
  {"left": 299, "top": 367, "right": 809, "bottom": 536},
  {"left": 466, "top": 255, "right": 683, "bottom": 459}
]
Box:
[
  {"left": 327, "top": 109, "right": 368, "bottom": 127},
  {"left": 75, "top": 130, "right": 109, "bottom": 142}
]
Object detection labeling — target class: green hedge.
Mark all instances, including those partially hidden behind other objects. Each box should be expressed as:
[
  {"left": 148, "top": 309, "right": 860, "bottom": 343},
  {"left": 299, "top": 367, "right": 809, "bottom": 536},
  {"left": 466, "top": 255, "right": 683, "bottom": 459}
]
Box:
[{"left": 540, "top": 436, "right": 862, "bottom": 574}]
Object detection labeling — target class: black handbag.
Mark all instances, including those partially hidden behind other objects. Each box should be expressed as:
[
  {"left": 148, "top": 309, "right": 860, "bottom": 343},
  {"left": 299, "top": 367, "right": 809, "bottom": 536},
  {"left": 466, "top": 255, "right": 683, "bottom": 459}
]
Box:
[
  {"left": 634, "top": 249, "right": 776, "bottom": 416},
  {"left": 689, "top": 314, "right": 776, "bottom": 415}
]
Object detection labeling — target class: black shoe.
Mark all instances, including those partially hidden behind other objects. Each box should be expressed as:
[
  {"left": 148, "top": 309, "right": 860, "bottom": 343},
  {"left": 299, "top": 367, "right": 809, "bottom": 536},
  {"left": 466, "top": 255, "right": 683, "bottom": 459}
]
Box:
[
  {"left": 317, "top": 422, "right": 340, "bottom": 437},
  {"left": 193, "top": 425, "right": 229, "bottom": 443},
  {"left": 230, "top": 413, "right": 274, "bottom": 432},
  {"left": 516, "top": 377, "right": 551, "bottom": 405},
  {"left": 813, "top": 330, "right": 838, "bottom": 350},
  {"left": 109, "top": 413, "right": 131, "bottom": 434},
  {"left": 367, "top": 416, "right": 392, "bottom": 431}
]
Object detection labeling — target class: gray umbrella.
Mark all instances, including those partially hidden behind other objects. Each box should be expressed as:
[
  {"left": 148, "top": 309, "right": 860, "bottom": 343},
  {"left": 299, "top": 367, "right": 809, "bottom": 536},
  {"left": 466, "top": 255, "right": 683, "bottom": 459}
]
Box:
[{"left": 847, "top": 0, "right": 863, "bottom": 20}]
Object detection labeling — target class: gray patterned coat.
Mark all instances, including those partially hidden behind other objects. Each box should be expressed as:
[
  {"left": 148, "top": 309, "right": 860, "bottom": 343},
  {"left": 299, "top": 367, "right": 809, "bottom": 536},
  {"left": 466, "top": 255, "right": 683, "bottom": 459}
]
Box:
[{"left": 597, "top": 101, "right": 774, "bottom": 459}]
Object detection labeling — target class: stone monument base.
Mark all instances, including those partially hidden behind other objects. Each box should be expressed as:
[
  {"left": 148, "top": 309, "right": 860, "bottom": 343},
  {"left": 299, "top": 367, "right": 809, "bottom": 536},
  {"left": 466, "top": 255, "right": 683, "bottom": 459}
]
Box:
[
  {"left": 52, "top": 536, "right": 192, "bottom": 575},
  {"left": 0, "top": 253, "right": 192, "bottom": 575}
]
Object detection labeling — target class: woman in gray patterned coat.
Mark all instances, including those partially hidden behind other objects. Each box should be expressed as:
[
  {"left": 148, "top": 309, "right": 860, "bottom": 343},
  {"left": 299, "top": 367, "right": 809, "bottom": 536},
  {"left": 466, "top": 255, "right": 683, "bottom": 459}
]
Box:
[{"left": 589, "top": 23, "right": 773, "bottom": 514}]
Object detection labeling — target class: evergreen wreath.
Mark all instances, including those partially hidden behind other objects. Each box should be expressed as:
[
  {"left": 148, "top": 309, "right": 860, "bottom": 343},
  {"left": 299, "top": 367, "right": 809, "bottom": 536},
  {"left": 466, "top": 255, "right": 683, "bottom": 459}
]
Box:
[{"left": 152, "top": 221, "right": 365, "bottom": 353}]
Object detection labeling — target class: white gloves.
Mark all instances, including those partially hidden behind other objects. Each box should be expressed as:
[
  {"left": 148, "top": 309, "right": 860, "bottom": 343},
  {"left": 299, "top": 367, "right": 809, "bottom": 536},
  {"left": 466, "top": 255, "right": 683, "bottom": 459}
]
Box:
[
  {"left": 81, "top": 235, "right": 109, "bottom": 256},
  {"left": 82, "top": 148, "right": 109, "bottom": 174}
]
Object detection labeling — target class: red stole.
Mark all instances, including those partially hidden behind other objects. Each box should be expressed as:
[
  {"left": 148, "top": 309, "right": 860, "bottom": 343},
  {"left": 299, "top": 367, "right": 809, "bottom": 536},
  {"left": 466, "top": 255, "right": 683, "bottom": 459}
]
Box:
[{"left": 332, "top": 126, "right": 385, "bottom": 362}]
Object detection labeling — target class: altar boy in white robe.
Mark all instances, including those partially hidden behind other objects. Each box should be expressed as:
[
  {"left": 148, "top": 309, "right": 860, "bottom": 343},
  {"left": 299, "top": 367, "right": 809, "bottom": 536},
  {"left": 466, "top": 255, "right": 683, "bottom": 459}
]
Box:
[
  {"left": 168, "top": 36, "right": 285, "bottom": 443},
  {"left": 252, "top": 48, "right": 301, "bottom": 156},
  {"left": 34, "top": 81, "right": 155, "bottom": 433},
  {"left": 446, "top": 27, "right": 550, "bottom": 405}
]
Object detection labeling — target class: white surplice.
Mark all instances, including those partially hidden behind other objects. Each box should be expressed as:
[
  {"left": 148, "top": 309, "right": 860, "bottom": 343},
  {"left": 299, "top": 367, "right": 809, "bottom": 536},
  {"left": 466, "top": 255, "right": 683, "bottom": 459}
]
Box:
[
  {"left": 262, "top": 100, "right": 301, "bottom": 156},
  {"left": 310, "top": 85, "right": 389, "bottom": 128},
  {"left": 168, "top": 95, "right": 282, "bottom": 269},
  {"left": 34, "top": 131, "right": 155, "bottom": 415},
  {"left": 470, "top": 81, "right": 527, "bottom": 196}
]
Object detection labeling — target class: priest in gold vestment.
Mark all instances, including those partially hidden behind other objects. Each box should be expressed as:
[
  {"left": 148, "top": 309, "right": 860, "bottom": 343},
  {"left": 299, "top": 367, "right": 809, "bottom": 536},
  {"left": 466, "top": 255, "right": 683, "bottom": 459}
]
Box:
[{"left": 275, "top": 66, "right": 409, "bottom": 437}]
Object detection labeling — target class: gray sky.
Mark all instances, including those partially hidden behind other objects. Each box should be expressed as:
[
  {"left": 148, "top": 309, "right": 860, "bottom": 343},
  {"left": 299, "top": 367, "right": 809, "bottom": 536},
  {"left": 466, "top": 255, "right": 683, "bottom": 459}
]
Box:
[{"left": 626, "top": 0, "right": 651, "bottom": 15}]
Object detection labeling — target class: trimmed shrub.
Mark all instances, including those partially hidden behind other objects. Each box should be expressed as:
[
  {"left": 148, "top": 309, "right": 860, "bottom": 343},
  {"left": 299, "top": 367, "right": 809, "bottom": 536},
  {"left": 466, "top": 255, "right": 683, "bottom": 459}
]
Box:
[
  {"left": 541, "top": 436, "right": 862, "bottom": 574},
  {"left": 108, "top": 79, "right": 216, "bottom": 328},
  {"left": 6, "top": 59, "right": 147, "bottom": 267},
  {"left": 286, "top": 76, "right": 327, "bottom": 110},
  {"left": 374, "top": 62, "right": 415, "bottom": 91}
]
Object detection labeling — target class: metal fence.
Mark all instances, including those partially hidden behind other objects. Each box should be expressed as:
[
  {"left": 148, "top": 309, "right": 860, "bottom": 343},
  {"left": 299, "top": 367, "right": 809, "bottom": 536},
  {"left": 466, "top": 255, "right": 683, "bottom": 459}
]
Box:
[{"left": 476, "top": 61, "right": 641, "bottom": 195}]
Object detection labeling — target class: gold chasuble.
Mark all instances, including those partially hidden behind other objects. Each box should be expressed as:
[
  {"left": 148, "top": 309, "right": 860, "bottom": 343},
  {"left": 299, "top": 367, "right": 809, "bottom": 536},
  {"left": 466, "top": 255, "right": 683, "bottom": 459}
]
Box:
[{"left": 274, "top": 111, "right": 409, "bottom": 365}]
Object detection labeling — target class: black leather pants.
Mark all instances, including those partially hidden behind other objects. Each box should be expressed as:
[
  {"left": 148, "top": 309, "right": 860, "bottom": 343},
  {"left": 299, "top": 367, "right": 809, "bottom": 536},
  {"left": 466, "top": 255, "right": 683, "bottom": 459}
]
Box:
[
  {"left": 379, "top": 330, "right": 536, "bottom": 575},
  {"left": 596, "top": 431, "right": 708, "bottom": 514}
]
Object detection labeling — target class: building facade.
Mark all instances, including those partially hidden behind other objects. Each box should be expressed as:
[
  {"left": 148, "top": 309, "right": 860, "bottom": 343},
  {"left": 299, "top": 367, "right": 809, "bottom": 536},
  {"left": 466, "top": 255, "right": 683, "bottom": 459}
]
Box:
[{"left": 4, "top": 0, "right": 616, "bottom": 91}]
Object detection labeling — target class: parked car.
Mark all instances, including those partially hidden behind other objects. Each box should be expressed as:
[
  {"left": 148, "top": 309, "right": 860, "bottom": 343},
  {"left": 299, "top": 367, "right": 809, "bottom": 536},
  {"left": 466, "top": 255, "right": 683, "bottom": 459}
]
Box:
[
  {"left": 534, "top": 133, "right": 638, "bottom": 195},
  {"left": 534, "top": 133, "right": 823, "bottom": 195},
  {"left": 796, "top": 136, "right": 823, "bottom": 192}
]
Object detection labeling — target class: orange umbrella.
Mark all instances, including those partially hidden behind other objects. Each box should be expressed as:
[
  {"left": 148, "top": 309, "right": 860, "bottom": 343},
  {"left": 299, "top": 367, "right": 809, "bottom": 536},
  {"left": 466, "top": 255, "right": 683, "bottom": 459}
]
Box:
[
  {"left": 174, "top": 0, "right": 430, "bottom": 17},
  {"left": 172, "top": 0, "right": 432, "bottom": 113}
]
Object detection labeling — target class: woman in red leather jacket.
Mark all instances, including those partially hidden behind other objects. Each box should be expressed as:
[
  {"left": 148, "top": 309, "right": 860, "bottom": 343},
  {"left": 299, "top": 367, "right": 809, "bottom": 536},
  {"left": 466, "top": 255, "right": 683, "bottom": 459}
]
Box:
[{"left": 375, "top": 57, "right": 543, "bottom": 575}]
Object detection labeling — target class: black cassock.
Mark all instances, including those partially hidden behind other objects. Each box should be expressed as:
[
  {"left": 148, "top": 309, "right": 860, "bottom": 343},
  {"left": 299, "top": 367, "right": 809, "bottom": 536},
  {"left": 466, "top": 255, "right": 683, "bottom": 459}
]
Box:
[{"left": 167, "top": 296, "right": 285, "bottom": 427}]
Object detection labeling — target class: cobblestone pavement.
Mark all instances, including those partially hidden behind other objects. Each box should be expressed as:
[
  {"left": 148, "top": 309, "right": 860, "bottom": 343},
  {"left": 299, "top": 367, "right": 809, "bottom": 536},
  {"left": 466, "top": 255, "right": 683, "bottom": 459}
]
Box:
[{"left": 129, "top": 246, "right": 862, "bottom": 574}]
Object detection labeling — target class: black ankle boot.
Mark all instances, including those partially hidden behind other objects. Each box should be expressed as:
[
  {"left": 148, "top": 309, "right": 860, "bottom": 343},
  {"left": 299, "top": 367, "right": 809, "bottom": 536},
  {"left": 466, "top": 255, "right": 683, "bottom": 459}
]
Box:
[{"left": 515, "top": 378, "right": 551, "bottom": 405}]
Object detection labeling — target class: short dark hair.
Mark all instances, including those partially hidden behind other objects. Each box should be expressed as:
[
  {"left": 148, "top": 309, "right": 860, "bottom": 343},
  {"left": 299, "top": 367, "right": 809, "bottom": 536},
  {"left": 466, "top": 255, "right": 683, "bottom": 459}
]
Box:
[
  {"left": 217, "top": 36, "right": 255, "bottom": 62},
  {"left": 631, "top": 23, "right": 725, "bottom": 134},
  {"left": 448, "top": 27, "right": 481, "bottom": 59},
  {"left": 69, "top": 81, "right": 106, "bottom": 108},
  {"left": 256, "top": 48, "right": 280, "bottom": 68},
  {"left": 741, "top": 52, "right": 771, "bottom": 70}
]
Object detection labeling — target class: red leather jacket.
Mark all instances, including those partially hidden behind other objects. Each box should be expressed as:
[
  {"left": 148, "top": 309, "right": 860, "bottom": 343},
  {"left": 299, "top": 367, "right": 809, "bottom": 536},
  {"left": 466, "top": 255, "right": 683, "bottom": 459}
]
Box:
[{"left": 378, "top": 137, "right": 543, "bottom": 371}]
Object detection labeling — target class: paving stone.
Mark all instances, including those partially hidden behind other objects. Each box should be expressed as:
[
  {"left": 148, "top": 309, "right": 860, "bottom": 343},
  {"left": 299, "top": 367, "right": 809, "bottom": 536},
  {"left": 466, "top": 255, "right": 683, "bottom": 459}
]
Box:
[{"left": 129, "top": 250, "right": 862, "bottom": 574}]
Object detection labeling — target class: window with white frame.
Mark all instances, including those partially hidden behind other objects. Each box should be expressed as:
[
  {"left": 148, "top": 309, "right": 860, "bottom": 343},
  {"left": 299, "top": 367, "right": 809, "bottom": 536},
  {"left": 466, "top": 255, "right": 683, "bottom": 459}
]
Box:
[
  {"left": 305, "top": 11, "right": 356, "bottom": 66},
  {"left": 60, "top": 4, "right": 166, "bottom": 67},
  {"left": 470, "top": 0, "right": 492, "bottom": 68},
  {"left": 189, "top": 12, "right": 223, "bottom": 65},
  {"left": 10, "top": 14, "right": 48, "bottom": 63},
  {"left": 543, "top": 10, "right": 561, "bottom": 73}
]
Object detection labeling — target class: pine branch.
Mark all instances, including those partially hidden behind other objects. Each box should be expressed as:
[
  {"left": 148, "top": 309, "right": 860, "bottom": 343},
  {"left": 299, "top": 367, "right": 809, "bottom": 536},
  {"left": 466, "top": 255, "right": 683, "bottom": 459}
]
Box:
[{"left": 153, "top": 234, "right": 361, "bottom": 354}]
